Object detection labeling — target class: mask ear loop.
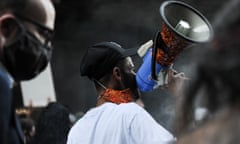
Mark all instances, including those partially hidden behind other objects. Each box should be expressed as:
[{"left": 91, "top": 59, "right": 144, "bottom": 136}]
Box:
[
  {"left": 93, "top": 79, "right": 107, "bottom": 89},
  {"left": 93, "top": 79, "right": 107, "bottom": 100}
]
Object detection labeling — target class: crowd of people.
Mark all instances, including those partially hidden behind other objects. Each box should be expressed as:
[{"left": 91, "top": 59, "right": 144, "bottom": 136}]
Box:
[{"left": 0, "top": 0, "right": 240, "bottom": 144}]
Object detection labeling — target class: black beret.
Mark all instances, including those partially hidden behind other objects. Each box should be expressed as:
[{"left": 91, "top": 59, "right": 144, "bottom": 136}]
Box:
[{"left": 80, "top": 42, "right": 137, "bottom": 80}]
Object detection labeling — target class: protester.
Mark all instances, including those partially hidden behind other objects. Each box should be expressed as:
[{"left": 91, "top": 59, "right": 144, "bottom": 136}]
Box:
[
  {"left": 67, "top": 41, "right": 177, "bottom": 144},
  {"left": 0, "top": 0, "right": 56, "bottom": 143}
]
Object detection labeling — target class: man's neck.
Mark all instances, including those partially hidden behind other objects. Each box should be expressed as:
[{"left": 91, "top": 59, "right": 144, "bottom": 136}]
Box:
[
  {"left": 96, "top": 88, "right": 133, "bottom": 105},
  {"left": 96, "top": 88, "right": 107, "bottom": 106},
  {"left": 96, "top": 96, "right": 107, "bottom": 106}
]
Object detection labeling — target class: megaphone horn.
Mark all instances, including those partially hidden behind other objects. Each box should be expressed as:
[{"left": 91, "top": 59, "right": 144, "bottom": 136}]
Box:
[
  {"left": 136, "top": 0, "right": 213, "bottom": 92},
  {"left": 152, "top": 0, "right": 214, "bottom": 80}
]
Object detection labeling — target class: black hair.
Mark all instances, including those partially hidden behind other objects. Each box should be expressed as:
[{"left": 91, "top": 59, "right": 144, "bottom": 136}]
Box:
[{"left": 31, "top": 102, "right": 71, "bottom": 144}]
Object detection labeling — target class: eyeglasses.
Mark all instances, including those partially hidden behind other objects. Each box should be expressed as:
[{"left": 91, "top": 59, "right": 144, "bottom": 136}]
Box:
[{"left": 14, "top": 13, "right": 54, "bottom": 47}]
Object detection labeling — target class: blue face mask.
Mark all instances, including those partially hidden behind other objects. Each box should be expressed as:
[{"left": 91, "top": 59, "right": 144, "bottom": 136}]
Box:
[{"left": 2, "top": 26, "right": 52, "bottom": 81}]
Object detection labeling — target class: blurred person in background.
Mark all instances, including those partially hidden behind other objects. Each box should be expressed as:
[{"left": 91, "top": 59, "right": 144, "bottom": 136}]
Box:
[
  {"left": 174, "top": 0, "right": 240, "bottom": 143},
  {"left": 19, "top": 118, "right": 35, "bottom": 144},
  {"left": 31, "top": 102, "right": 71, "bottom": 144},
  {"left": 16, "top": 108, "right": 35, "bottom": 144},
  {"left": 0, "top": 0, "right": 56, "bottom": 143}
]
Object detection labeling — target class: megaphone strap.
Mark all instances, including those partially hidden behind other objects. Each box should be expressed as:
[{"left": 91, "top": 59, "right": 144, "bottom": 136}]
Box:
[
  {"left": 152, "top": 31, "right": 170, "bottom": 80},
  {"left": 154, "top": 31, "right": 170, "bottom": 56}
]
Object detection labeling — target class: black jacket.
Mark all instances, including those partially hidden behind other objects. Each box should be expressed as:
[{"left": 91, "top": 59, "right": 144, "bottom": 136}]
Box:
[{"left": 0, "top": 70, "right": 24, "bottom": 144}]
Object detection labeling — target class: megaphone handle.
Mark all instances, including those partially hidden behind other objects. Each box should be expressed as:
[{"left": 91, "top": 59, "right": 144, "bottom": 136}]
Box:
[{"left": 152, "top": 31, "right": 170, "bottom": 80}]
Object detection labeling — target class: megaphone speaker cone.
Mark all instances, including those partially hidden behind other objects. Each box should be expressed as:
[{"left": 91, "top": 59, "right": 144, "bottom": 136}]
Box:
[
  {"left": 160, "top": 0, "right": 214, "bottom": 43},
  {"left": 155, "top": 0, "right": 214, "bottom": 66}
]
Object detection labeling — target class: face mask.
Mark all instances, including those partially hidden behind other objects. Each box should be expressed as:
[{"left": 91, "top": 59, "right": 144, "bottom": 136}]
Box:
[
  {"left": 2, "top": 27, "right": 52, "bottom": 81},
  {"left": 100, "top": 88, "right": 133, "bottom": 104}
]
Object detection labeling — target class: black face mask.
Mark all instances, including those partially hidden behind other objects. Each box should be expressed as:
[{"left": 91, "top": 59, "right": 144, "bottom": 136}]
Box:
[{"left": 2, "top": 27, "right": 52, "bottom": 81}]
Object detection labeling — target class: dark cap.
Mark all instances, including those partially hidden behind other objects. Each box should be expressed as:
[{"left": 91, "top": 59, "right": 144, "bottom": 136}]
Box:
[{"left": 80, "top": 42, "right": 137, "bottom": 80}]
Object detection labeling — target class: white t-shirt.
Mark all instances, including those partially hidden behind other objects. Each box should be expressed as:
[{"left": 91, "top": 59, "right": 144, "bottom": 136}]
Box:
[{"left": 67, "top": 102, "right": 176, "bottom": 144}]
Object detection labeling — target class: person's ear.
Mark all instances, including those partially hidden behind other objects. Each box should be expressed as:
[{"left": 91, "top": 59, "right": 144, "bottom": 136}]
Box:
[
  {"left": 0, "top": 14, "right": 20, "bottom": 44},
  {"left": 112, "top": 66, "right": 122, "bottom": 81}
]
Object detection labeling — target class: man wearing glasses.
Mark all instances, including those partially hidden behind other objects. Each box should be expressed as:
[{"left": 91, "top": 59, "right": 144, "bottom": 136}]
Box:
[{"left": 0, "top": 0, "right": 56, "bottom": 143}]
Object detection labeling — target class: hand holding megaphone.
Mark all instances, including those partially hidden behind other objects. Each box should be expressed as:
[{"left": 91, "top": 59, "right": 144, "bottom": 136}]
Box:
[
  {"left": 164, "top": 65, "right": 190, "bottom": 96},
  {"left": 136, "top": 0, "right": 213, "bottom": 92},
  {"left": 135, "top": 39, "right": 188, "bottom": 92}
]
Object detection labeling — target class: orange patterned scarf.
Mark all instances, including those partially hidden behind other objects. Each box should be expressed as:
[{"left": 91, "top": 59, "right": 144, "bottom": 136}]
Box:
[{"left": 100, "top": 88, "right": 133, "bottom": 104}]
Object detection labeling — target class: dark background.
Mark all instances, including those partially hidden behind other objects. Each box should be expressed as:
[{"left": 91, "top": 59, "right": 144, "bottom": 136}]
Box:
[{"left": 49, "top": 0, "right": 227, "bottom": 132}]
